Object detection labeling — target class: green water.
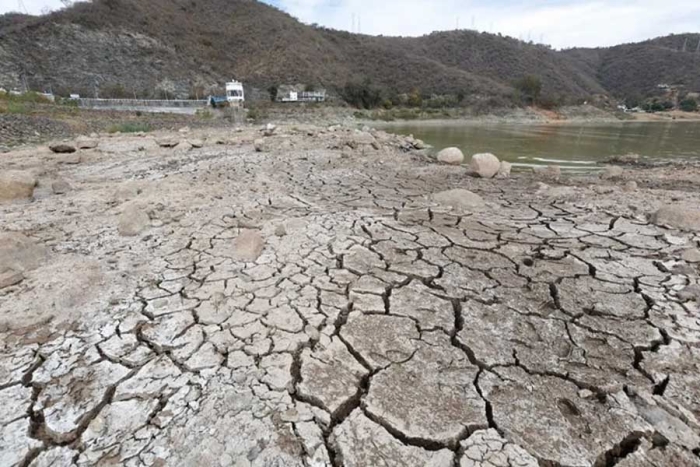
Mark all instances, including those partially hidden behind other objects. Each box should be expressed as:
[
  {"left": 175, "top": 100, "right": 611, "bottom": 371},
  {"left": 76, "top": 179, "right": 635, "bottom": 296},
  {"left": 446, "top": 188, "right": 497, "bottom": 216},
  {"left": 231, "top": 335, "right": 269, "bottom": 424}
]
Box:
[{"left": 374, "top": 121, "right": 700, "bottom": 172}]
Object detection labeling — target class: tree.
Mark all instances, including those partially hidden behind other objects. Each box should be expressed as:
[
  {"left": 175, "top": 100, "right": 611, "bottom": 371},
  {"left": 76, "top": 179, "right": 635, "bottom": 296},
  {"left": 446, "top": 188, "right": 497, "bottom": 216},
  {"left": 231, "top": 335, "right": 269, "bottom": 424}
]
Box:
[
  {"left": 268, "top": 85, "right": 278, "bottom": 102},
  {"left": 340, "top": 79, "right": 382, "bottom": 109},
  {"left": 680, "top": 97, "right": 698, "bottom": 112},
  {"left": 514, "top": 75, "right": 542, "bottom": 106}
]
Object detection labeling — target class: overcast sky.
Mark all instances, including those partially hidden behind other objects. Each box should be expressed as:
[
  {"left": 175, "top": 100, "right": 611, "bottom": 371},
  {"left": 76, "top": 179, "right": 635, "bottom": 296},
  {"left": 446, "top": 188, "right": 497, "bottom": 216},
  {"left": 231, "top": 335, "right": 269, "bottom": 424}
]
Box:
[{"left": 3, "top": 0, "right": 700, "bottom": 49}]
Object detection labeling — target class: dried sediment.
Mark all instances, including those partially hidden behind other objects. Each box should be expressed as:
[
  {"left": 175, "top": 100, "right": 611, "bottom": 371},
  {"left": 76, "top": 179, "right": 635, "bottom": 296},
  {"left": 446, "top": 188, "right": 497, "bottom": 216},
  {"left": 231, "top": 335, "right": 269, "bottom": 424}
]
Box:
[{"left": 1, "top": 124, "right": 700, "bottom": 466}]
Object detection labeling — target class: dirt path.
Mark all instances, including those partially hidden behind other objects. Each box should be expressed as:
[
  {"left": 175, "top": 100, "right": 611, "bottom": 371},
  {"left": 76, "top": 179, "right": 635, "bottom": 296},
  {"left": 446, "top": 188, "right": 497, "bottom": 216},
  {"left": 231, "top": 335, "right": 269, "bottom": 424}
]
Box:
[{"left": 1, "top": 124, "right": 700, "bottom": 466}]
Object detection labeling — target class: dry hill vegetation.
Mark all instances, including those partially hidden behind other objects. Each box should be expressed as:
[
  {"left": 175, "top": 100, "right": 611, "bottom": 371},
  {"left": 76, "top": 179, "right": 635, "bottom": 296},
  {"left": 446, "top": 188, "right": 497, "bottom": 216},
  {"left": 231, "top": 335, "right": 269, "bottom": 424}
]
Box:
[{"left": 1, "top": 0, "right": 700, "bottom": 108}]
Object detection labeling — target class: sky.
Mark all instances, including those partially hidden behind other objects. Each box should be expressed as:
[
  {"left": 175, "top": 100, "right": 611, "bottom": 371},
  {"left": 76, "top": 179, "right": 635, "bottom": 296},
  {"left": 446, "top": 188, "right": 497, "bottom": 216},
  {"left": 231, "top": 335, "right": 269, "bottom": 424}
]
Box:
[{"left": 3, "top": 0, "right": 700, "bottom": 49}]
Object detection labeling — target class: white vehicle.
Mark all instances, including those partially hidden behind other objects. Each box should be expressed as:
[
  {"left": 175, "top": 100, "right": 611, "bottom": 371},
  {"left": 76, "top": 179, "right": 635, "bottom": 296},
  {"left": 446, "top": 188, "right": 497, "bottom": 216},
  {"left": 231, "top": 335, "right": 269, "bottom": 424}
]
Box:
[{"left": 225, "top": 80, "right": 245, "bottom": 105}]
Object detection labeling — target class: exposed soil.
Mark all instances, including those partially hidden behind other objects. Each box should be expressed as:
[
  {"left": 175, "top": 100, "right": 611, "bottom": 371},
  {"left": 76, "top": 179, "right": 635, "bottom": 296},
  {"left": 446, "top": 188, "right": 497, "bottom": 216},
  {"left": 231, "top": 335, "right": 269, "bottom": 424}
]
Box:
[{"left": 1, "top": 123, "right": 699, "bottom": 467}]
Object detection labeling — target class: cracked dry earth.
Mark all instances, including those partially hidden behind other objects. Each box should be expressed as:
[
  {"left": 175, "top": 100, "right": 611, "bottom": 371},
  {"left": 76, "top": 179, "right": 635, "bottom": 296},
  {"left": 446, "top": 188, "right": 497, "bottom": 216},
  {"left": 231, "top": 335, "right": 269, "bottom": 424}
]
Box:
[{"left": 2, "top": 124, "right": 700, "bottom": 467}]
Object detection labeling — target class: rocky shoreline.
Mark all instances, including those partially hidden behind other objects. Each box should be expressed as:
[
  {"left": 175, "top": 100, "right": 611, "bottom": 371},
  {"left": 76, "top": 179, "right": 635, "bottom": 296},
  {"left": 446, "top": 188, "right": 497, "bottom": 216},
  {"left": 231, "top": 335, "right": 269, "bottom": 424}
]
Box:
[{"left": 1, "top": 123, "right": 700, "bottom": 466}]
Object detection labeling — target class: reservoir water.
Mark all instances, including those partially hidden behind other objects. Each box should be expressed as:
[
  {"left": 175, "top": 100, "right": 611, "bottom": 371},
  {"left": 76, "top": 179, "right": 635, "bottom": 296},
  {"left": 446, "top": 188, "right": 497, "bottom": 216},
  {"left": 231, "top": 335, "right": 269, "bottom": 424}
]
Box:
[{"left": 375, "top": 121, "right": 700, "bottom": 172}]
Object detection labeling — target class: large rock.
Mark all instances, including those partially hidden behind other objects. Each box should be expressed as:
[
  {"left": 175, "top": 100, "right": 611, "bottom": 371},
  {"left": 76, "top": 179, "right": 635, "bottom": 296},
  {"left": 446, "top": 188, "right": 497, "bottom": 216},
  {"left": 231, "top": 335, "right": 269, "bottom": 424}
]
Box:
[
  {"left": 0, "top": 171, "right": 36, "bottom": 202},
  {"left": 49, "top": 143, "right": 76, "bottom": 154},
  {"left": 155, "top": 137, "right": 180, "bottom": 148},
  {"left": 469, "top": 153, "right": 501, "bottom": 178},
  {"left": 432, "top": 189, "right": 485, "bottom": 211},
  {"left": 117, "top": 204, "right": 150, "bottom": 237},
  {"left": 233, "top": 229, "right": 265, "bottom": 262},
  {"left": 651, "top": 205, "right": 700, "bottom": 232},
  {"left": 0, "top": 232, "right": 48, "bottom": 272},
  {"left": 436, "top": 147, "right": 464, "bottom": 165},
  {"left": 75, "top": 137, "right": 98, "bottom": 150}
]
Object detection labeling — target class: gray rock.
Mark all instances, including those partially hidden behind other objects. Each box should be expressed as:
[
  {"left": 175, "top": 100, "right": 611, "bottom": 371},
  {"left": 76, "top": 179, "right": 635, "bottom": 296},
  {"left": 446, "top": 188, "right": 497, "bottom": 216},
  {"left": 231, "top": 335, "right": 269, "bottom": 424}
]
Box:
[
  {"left": 233, "top": 229, "right": 265, "bottom": 262},
  {"left": 624, "top": 181, "right": 638, "bottom": 192},
  {"left": 496, "top": 161, "right": 512, "bottom": 179},
  {"left": 254, "top": 138, "right": 266, "bottom": 152},
  {"left": 651, "top": 205, "right": 700, "bottom": 231},
  {"left": 0, "top": 232, "right": 47, "bottom": 272},
  {"left": 49, "top": 142, "right": 76, "bottom": 154},
  {"left": 432, "top": 189, "right": 485, "bottom": 211},
  {"left": 52, "top": 179, "right": 71, "bottom": 195},
  {"left": 678, "top": 285, "right": 700, "bottom": 302},
  {"left": 0, "top": 171, "right": 36, "bottom": 202},
  {"left": 0, "top": 270, "right": 23, "bottom": 289},
  {"left": 155, "top": 137, "right": 180, "bottom": 148},
  {"left": 681, "top": 248, "right": 700, "bottom": 263},
  {"left": 262, "top": 123, "right": 276, "bottom": 137},
  {"left": 436, "top": 147, "right": 464, "bottom": 165},
  {"left": 117, "top": 204, "right": 150, "bottom": 236},
  {"left": 75, "top": 137, "right": 98, "bottom": 150},
  {"left": 469, "top": 153, "right": 500, "bottom": 178},
  {"left": 601, "top": 166, "right": 624, "bottom": 180},
  {"left": 188, "top": 139, "right": 204, "bottom": 148}
]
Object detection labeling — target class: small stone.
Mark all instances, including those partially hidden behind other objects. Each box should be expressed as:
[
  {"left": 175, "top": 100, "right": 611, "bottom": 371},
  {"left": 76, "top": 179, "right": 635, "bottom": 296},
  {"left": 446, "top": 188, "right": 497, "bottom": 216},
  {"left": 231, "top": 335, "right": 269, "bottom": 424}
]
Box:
[
  {"left": 496, "top": 161, "right": 512, "bottom": 179},
  {"left": 681, "top": 248, "right": 700, "bottom": 263},
  {"left": 601, "top": 166, "right": 624, "bottom": 180},
  {"left": 118, "top": 204, "right": 150, "bottom": 237},
  {"left": 56, "top": 153, "right": 81, "bottom": 165},
  {"left": 234, "top": 230, "right": 265, "bottom": 262},
  {"left": 178, "top": 126, "right": 191, "bottom": 134},
  {"left": 651, "top": 205, "right": 700, "bottom": 232},
  {"left": 262, "top": 123, "right": 276, "bottom": 137},
  {"left": 578, "top": 389, "right": 594, "bottom": 399},
  {"left": 413, "top": 139, "right": 427, "bottom": 150},
  {"left": 678, "top": 285, "right": 700, "bottom": 302},
  {"left": 470, "top": 153, "right": 501, "bottom": 178},
  {"left": 75, "top": 137, "right": 98, "bottom": 150},
  {"left": 274, "top": 225, "right": 287, "bottom": 237},
  {"left": 188, "top": 139, "right": 204, "bottom": 148},
  {"left": 0, "top": 270, "right": 23, "bottom": 289},
  {"left": 432, "top": 189, "right": 485, "bottom": 211},
  {"left": 436, "top": 147, "right": 464, "bottom": 165},
  {"left": 623, "top": 181, "right": 638, "bottom": 192},
  {"left": 0, "top": 171, "right": 36, "bottom": 202},
  {"left": 156, "top": 137, "right": 179, "bottom": 148},
  {"left": 254, "top": 139, "right": 266, "bottom": 152},
  {"left": 49, "top": 143, "right": 76, "bottom": 154},
  {"left": 51, "top": 180, "right": 71, "bottom": 195}
]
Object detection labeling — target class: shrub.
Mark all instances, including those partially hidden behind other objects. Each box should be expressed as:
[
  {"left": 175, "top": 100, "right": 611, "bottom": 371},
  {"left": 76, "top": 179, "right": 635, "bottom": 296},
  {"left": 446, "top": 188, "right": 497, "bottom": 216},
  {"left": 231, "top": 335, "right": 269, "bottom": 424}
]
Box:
[
  {"left": 680, "top": 98, "right": 698, "bottom": 112},
  {"left": 514, "top": 75, "right": 542, "bottom": 106},
  {"left": 107, "top": 122, "right": 151, "bottom": 133},
  {"left": 340, "top": 80, "right": 382, "bottom": 109},
  {"left": 268, "top": 86, "right": 278, "bottom": 102}
]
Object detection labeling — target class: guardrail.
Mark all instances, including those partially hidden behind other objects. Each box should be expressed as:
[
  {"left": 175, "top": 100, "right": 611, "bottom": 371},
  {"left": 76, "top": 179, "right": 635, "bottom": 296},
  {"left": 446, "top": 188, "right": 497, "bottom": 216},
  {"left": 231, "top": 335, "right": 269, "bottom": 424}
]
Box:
[{"left": 77, "top": 98, "right": 208, "bottom": 109}]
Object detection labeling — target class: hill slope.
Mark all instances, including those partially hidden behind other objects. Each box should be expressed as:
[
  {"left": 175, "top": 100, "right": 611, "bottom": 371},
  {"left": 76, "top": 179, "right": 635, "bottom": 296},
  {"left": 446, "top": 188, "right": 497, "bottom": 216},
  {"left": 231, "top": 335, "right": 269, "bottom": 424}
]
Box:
[{"left": 0, "top": 0, "right": 698, "bottom": 102}]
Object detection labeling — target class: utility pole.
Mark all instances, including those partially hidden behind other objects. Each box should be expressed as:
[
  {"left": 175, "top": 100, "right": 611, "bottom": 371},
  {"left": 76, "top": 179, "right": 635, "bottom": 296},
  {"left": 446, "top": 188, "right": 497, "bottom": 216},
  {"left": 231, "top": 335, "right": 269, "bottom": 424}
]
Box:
[
  {"left": 351, "top": 13, "right": 355, "bottom": 33},
  {"left": 682, "top": 38, "right": 688, "bottom": 52},
  {"left": 17, "top": 0, "right": 28, "bottom": 14}
]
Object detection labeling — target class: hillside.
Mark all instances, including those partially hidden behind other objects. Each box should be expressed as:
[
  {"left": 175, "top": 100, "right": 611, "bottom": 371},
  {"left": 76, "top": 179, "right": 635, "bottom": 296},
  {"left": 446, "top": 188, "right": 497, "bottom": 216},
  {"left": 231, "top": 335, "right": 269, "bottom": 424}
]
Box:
[{"left": 0, "top": 0, "right": 699, "bottom": 102}]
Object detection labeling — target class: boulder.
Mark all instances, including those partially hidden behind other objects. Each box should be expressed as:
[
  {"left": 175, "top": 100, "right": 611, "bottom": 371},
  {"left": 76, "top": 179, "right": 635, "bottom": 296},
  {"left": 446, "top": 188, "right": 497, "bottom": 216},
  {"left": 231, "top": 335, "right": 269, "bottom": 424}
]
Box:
[
  {"left": 651, "top": 205, "right": 700, "bottom": 232},
  {"left": 0, "top": 232, "right": 48, "bottom": 272},
  {"left": 601, "top": 166, "right": 624, "bottom": 180},
  {"left": 75, "top": 137, "right": 98, "bottom": 150},
  {"left": 432, "top": 189, "right": 485, "bottom": 211},
  {"left": 0, "top": 270, "right": 23, "bottom": 289},
  {"left": 533, "top": 165, "right": 561, "bottom": 182},
  {"left": 413, "top": 139, "right": 427, "bottom": 150},
  {"left": 0, "top": 171, "right": 37, "bottom": 202},
  {"left": 496, "top": 161, "right": 512, "bottom": 179},
  {"left": 118, "top": 204, "right": 150, "bottom": 237},
  {"left": 49, "top": 143, "right": 76, "bottom": 154},
  {"left": 436, "top": 147, "right": 464, "bottom": 165},
  {"left": 155, "top": 137, "right": 179, "bottom": 148},
  {"left": 52, "top": 179, "right": 72, "bottom": 195},
  {"left": 469, "top": 153, "right": 501, "bottom": 178},
  {"left": 234, "top": 230, "right": 265, "bottom": 262},
  {"left": 188, "top": 139, "right": 204, "bottom": 149}
]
